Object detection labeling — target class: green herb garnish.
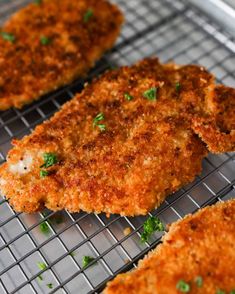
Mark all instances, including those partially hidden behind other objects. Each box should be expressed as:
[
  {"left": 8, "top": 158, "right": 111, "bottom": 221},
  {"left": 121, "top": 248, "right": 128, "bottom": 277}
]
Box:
[
  {"left": 83, "top": 9, "right": 93, "bottom": 23},
  {"left": 93, "top": 113, "right": 104, "bottom": 126},
  {"left": 37, "top": 275, "right": 43, "bottom": 281},
  {"left": 82, "top": 256, "right": 96, "bottom": 268},
  {"left": 93, "top": 113, "right": 106, "bottom": 132},
  {"left": 34, "top": 0, "right": 42, "bottom": 4},
  {"left": 47, "top": 283, "right": 53, "bottom": 289},
  {"left": 37, "top": 262, "right": 47, "bottom": 271},
  {"left": 40, "top": 170, "right": 49, "bottom": 178},
  {"left": 1, "top": 32, "right": 15, "bottom": 43},
  {"left": 230, "top": 290, "right": 235, "bottom": 294},
  {"left": 195, "top": 276, "right": 203, "bottom": 287},
  {"left": 141, "top": 216, "right": 164, "bottom": 242},
  {"left": 41, "top": 153, "right": 58, "bottom": 168},
  {"left": 124, "top": 93, "right": 133, "bottom": 101},
  {"left": 97, "top": 124, "right": 106, "bottom": 131},
  {"left": 40, "top": 152, "right": 57, "bottom": 178},
  {"left": 176, "top": 280, "right": 191, "bottom": 293},
  {"left": 51, "top": 215, "right": 64, "bottom": 225},
  {"left": 216, "top": 290, "right": 226, "bottom": 294},
  {"left": 175, "top": 82, "right": 181, "bottom": 92},
  {"left": 40, "top": 36, "right": 51, "bottom": 45},
  {"left": 143, "top": 87, "right": 157, "bottom": 101},
  {"left": 39, "top": 222, "right": 50, "bottom": 234}
]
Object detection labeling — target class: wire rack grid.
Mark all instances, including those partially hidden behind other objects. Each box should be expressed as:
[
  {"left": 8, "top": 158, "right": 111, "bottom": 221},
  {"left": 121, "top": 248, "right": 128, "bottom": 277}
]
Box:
[{"left": 0, "top": 0, "right": 235, "bottom": 293}]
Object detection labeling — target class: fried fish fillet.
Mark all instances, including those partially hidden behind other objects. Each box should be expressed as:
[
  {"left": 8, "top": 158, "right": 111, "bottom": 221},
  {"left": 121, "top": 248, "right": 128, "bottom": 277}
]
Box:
[
  {"left": 0, "top": 0, "right": 123, "bottom": 110},
  {"left": 104, "top": 199, "right": 235, "bottom": 294},
  {"left": 0, "top": 58, "right": 234, "bottom": 215}
]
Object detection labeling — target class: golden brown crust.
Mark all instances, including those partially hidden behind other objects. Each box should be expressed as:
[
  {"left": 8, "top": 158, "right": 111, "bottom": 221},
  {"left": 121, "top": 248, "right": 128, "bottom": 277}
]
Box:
[
  {"left": 104, "top": 199, "right": 235, "bottom": 294},
  {"left": 0, "top": 58, "right": 210, "bottom": 215},
  {"left": 0, "top": 0, "right": 123, "bottom": 110},
  {"left": 0, "top": 57, "right": 234, "bottom": 215},
  {"left": 192, "top": 86, "right": 235, "bottom": 153}
]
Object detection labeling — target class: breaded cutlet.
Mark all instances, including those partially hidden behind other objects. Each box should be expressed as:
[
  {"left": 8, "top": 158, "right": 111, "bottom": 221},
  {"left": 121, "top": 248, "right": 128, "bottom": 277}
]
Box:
[
  {"left": 0, "top": 58, "right": 234, "bottom": 215},
  {"left": 0, "top": 0, "right": 123, "bottom": 110},
  {"left": 104, "top": 199, "right": 235, "bottom": 294}
]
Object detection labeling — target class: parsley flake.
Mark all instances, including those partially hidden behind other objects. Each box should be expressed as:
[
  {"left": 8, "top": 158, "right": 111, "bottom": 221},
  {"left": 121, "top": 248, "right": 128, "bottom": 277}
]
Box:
[
  {"left": 39, "top": 222, "right": 50, "bottom": 234},
  {"left": 83, "top": 9, "right": 93, "bottom": 23},
  {"left": 1, "top": 32, "right": 15, "bottom": 43},
  {"left": 124, "top": 93, "right": 133, "bottom": 101},
  {"left": 40, "top": 170, "right": 49, "bottom": 178},
  {"left": 230, "top": 290, "right": 235, "bottom": 294},
  {"left": 47, "top": 283, "right": 53, "bottom": 289},
  {"left": 82, "top": 256, "right": 96, "bottom": 268},
  {"left": 40, "top": 36, "right": 51, "bottom": 45},
  {"left": 176, "top": 280, "right": 191, "bottom": 293},
  {"left": 93, "top": 113, "right": 106, "bottom": 132},
  {"left": 50, "top": 214, "right": 64, "bottom": 225},
  {"left": 37, "top": 262, "right": 47, "bottom": 271},
  {"left": 141, "top": 216, "right": 164, "bottom": 242},
  {"left": 195, "top": 276, "right": 203, "bottom": 287},
  {"left": 34, "top": 0, "right": 42, "bottom": 4},
  {"left": 143, "top": 87, "right": 157, "bottom": 101},
  {"left": 175, "top": 82, "right": 181, "bottom": 92},
  {"left": 41, "top": 153, "right": 58, "bottom": 168},
  {"left": 93, "top": 113, "right": 104, "bottom": 125},
  {"left": 216, "top": 290, "right": 226, "bottom": 294},
  {"left": 37, "top": 275, "right": 43, "bottom": 281},
  {"left": 98, "top": 124, "right": 106, "bottom": 131}
]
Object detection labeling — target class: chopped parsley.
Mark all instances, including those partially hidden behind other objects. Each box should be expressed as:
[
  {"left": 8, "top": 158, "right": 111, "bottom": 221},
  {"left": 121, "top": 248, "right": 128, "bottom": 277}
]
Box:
[
  {"left": 176, "top": 280, "right": 191, "bottom": 293},
  {"left": 143, "top": 87, "right": 157, "bottom": 101},
  {"left": 230, "top": 291, "right": 235, "bottom": 294},
  {"left": 47, "top": 283, "right": 53, "bottom": 289},
  {"left": 216, "top": 290, "right": 226, "bottom": 294},
  {"left": 195, "top": 276, "right": 203, "bottom": 287},
  {"left": 93, "top": 113, "right": 106, "bottom": 132},
  {"left": 83, "top": 9, "right": 93, "bottom": 23},
  {"left": 40, "top": 170, "right": 49, "bottom": 178},
  {"left": 41, "top": 153, "right": 58, "bottom": 168},
  {"left": 50, "top": 214, "right": 64, "bottom": 225},
  {"left": 141, "top": 216, "right": 164, "bottom": 242},
  {"left": 175, "top": 82, "right": 181, "bottom": 92},
  {"left": 37, "top": 262, "right": 47, "bottom": 271},
  {"left": 39, "top": 222, "right": 50, "bottom": 234},
  {"left": 1, "top": 32, "right": 15, "bottom": 43},
  {"left": 40, "top": 153, "right": 58, "bottom": 178},
  {"left": 40, "top": 36, "right": 51, "bottom": 45},
  {"left": 34, "top": 0, "right": 42, "bottom": 4},
  {"left": 124, "top": 93, "right": 133, "bottom": 101},
  {"left": 82, "top": 256, "right": 96, "bottom": 268},
  {"left": 37, "top": 275, "right": 43, "bottom": 281},
  {"left": 97, "top": 124, "right": 106, "bottom": 131}
]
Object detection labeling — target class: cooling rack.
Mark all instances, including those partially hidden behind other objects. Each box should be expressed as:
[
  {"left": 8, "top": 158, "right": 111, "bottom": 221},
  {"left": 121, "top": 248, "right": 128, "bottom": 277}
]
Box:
[{"left": 0, "top": 0, "right": 235, "bottom": 293}]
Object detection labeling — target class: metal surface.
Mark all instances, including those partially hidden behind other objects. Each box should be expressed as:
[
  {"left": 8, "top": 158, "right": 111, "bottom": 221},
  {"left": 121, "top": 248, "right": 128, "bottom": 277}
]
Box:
[
  {"left": 189, "top": 0, "right": 235, "bottom": 37},
  {"left": 0, "top": 0, "right": 235, "bottom": 293}
]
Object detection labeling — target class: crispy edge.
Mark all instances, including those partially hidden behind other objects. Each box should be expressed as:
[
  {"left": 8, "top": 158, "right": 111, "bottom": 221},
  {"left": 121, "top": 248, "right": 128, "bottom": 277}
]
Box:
[
  {"left": 104, "top": 199, "right": 235, "bottom": 294},
  {"left": 192, "top": 86, "right": 235, "bottom": 153}
]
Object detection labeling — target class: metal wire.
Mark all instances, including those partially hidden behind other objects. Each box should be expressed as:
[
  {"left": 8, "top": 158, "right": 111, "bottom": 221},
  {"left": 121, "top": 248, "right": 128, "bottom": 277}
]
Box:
[{"left": 0, "top": 0, "right": 235, "bottom": 293}]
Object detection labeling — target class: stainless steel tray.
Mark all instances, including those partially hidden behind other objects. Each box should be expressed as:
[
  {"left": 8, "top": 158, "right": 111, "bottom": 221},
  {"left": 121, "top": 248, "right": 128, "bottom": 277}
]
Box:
[{"left": 0, "top": 0, "right": 235, "bottom": 293}]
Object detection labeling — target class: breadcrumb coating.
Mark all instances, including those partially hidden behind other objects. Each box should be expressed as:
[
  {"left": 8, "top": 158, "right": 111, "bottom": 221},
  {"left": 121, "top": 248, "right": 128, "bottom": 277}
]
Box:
[
  {"left": 104, "top": 199, "right": 235, "bottom": 294},
  {"left": 0, "top": 58, "right": 234, "bottom": 215},
  {"left": 0, "top": 0, "right": 123, "bottom": 110}
]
